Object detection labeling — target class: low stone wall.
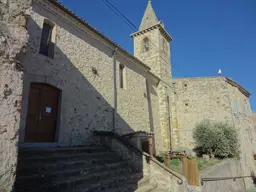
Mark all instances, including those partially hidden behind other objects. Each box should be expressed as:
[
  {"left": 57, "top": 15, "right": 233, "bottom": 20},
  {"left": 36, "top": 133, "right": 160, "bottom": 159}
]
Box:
[
  {"left": 200, "top": 159, "right": 246, "bottom": 192},
  {"left": 96, "top": 131, "right": 188, "bottom": 192}
]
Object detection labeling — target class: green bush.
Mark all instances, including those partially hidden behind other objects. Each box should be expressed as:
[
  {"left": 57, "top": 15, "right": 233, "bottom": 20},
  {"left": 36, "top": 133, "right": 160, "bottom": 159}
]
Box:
[{"left": 193, "top": 120, "right": 239, "bottom": 158}]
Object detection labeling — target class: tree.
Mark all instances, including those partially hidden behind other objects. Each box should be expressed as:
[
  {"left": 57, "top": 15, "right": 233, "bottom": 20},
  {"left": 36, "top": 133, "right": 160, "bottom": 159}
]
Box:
[{"left": 193, "top": 120, "right": 239, "bottom": 158}]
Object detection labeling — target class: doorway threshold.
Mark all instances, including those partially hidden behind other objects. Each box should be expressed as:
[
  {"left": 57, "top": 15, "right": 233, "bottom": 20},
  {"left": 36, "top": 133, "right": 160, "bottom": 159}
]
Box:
[{"left": 18, "top": 142, "right": 68, "bottom": 148}]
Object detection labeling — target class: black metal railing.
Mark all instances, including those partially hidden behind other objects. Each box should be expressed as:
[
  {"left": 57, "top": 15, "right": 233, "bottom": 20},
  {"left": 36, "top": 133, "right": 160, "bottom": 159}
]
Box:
[{"left": 201, "top": 175, "right": 255, "bottom": 185}]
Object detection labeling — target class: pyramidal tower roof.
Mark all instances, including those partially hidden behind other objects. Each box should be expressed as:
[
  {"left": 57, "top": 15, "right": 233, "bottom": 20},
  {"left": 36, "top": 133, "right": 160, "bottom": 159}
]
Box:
[{"left": 139, "top": 0, "right": 159, "bottom": 31}]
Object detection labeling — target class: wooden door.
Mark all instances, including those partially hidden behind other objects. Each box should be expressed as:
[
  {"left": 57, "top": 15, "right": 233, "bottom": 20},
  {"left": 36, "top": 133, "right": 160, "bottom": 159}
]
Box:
[{"left": 24, "top": 83, "right": 60, "bottom": 142}]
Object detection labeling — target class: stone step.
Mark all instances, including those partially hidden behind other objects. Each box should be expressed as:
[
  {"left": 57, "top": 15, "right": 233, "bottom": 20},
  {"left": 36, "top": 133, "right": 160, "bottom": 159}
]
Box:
[
  {"left": 151, "top": 188, "right": 167, "bottom": 192},
  {"left": 101, "top": 182, "right": 138, "bottom": 192},
  {"left": 15, "top": 168, "right": 142, "bottom": 192},
  {"left": 18, "top": 151, "right": 118, "bottom": 165},
  {"left": 16, "top": 162, "right": 135, "bottom": 186},
  {"left": 18, "top": 146, "right": 109, "bottom": 158},
  {"left": 65, "top": 172, "right": 143, "bottom": 192},
  {"left": 17, "top": 156, "right": 122, "bottom": 176},
  {"left": 135, "top": 184, "right": 157, "bottom": 192},
  {"left": 17, "top": 160, "right": 129, "bottom": 180},
  {"left": 138, "top": 176, "right": 150, "bottom": 188}
]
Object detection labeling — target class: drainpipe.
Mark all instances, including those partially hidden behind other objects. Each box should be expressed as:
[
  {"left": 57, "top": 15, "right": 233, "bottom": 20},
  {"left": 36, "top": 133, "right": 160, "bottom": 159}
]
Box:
[{"left": 112, "top": 48, "right": 118, "bottom": 133}]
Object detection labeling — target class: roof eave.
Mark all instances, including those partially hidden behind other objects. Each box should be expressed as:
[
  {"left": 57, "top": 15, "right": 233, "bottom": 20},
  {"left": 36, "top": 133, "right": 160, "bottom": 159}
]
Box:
[
  {"left": 45, "top": 0, "right": 151, "bottom": 71},
  {"left": 131, "top": 23, "right": 172, "bottom": 41},
  {"left": 225, "top": 77, "right": 251, "bottom": 97}
]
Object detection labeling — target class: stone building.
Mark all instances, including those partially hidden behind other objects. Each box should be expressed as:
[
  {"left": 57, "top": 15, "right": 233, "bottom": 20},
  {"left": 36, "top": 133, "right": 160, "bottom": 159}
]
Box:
[
  {"left": 171, "top": 76, "right": 256, "bottom": 188},
  {"left": 0, "top": 0, "right": 255, "bottom": 191},
  {"left": 19, "top": 0, "right": 166, "bottom": 150},
  {"left": 253, "top": 113, "right": 256, "bottom": 129},
  {"left": 13, "top": 0, "right": 173, "bottom": 153},
  {"left": 1, "top": 0, "right": 176, "bottom": 191}
]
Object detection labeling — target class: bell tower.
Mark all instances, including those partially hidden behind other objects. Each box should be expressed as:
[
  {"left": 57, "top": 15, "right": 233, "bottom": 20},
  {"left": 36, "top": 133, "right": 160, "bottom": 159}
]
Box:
[
  {"left": 131, "top": 0, "right": 172, "bottom": 80},
  {"left": 131, "top": 1, "right": 173, "bottom": 152}
]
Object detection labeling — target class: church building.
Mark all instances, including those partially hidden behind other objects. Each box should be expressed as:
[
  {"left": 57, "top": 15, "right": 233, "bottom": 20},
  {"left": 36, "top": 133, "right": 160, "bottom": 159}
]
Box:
[{"left": 0, "top": 0, "right": 255, "bottom": 191}]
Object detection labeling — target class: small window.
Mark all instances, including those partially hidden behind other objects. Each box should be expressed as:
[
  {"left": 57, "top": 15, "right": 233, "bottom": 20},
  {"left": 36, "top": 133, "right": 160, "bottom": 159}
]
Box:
[
  {"left": 248, "top": 128, "right": 253, "bottom": 140},
  {"left": 119, "top": 64, "right": 126, "bottom": 89},
  {"left": 39, "top": 20, "right": 55, "bottom": 58},
  {"left": 143, "top": 37, "right": 149, "bottom": 52},
  {"left": 234, "top": 99, "right": 239, "bottom": 113}
]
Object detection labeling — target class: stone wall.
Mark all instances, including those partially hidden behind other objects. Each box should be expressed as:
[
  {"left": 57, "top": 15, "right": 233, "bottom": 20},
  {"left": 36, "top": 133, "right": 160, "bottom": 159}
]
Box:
[
  {"left": 171, "top": 77, "right": 233, "bottom": 149},
  {"left": 0, "top": 0, "right": 31, "bottom": 190},
  {"left": 200, "top": 159, "right": 246, "bottom": 192},
  {"left": 19, "top": 0, "right": 162, "bottom": 149},
  {"left": 226, "top": 81, "right": 256, "bottom": 188},
  {"left": 253, "top": 113, "right": 256, "bottom": 142},
  {"left": 132, "top": 20, "right": 172, "bottom": 153},
  {"left": 172, "top": 76, "right": 256, "bottom": 189},
  {"left": 97, "top": 133, "right": 188, "bottom": 192}
]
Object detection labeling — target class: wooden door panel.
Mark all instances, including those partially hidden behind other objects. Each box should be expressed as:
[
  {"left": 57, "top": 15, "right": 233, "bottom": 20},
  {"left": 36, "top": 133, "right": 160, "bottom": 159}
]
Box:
[
  {"left": 37, "top": 85, "right": 60, "bottom": 142},
  {"left": 25, "top": 83, "right": 60, "bottom": 142},
  {"left": 24, "top": 85, "right": 42, "bottom": 142}
]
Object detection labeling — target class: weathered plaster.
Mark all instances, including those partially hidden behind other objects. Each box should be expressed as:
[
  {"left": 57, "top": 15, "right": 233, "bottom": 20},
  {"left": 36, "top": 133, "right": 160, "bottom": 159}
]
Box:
[{"left": 0, "top": 0, "right": 31, "bottom": 190}]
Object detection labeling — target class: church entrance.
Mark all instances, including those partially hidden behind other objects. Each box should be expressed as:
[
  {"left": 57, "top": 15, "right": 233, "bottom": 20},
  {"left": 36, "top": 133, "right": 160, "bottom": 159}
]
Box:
[{"left": 24, "top": 83, "right": 61, "bottom": 142}]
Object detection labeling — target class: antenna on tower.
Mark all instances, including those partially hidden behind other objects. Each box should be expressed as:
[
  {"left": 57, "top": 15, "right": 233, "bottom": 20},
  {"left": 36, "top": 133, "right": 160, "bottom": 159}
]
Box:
[{"left": 218, "top": 69, "right": 222, "bottom": 76}]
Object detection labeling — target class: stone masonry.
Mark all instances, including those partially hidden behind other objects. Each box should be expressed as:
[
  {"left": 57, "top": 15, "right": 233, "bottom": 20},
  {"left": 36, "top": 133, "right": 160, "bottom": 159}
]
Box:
[
  {"left": 131, "top": 0, "right": 173, "bottom": 152},
  {"left": 1, "top": 0, "right": 255, "bottom": 191},
  {"left": 171, "top": 76, "right": 256, "bottom": 189},
  {"left": 0, "top": 0, "right": 31, "bottom": 191},
  {"left": 252, "top": 113, "right": 256, "bottom": 131}
]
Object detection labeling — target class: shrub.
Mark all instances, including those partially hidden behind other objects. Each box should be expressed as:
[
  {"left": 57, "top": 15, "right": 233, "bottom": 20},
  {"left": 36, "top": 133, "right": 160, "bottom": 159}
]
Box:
[{"left": 193, "top": 120, "right": 239, "bottom": 158}]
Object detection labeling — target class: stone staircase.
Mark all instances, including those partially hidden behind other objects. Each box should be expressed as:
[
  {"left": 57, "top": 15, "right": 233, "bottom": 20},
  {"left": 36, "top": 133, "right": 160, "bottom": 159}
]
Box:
[{"left": 14, "top": 144, "right": 163, "bottom": 192}]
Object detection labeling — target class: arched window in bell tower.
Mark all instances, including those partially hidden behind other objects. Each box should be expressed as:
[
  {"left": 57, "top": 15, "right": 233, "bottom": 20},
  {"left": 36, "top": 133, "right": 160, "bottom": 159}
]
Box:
[{"left": 143, "top": 37, "right": 149, "bottom": 52}]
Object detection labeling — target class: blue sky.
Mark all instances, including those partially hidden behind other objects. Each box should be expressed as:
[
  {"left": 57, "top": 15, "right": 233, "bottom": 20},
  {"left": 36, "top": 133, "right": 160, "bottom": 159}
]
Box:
[{"left": 59, "top": 0, "right": 256, "bottom": 111}]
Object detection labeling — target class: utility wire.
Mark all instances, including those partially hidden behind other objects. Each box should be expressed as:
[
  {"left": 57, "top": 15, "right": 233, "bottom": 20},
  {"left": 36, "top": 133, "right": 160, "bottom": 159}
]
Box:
[
  {"left": 100, "top": 0, "right": 137, "bottom": 31},
  {"left": 104, "top": 0, "right": 138, "bottom": 31},
  {"left": 99, "top": 0, "right": 254, "bottom": 121},
  {"left": 100, "top": 0, "right": 188, "bottom": 78}
]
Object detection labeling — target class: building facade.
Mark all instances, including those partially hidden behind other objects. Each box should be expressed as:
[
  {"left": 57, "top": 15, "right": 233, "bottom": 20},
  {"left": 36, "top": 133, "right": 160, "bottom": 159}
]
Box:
[
  {"left": 0, "top": 0, "right": 255, "bottom": 190},
  {"left": 131, "top": 0, "right": 173, "bottom": 151},
  {"left": 17, "top": 0, "right": 172, "bottom": 154},
  {"left": 171, "top": 77, "right": 256, "bottom": 188},
  {"left": 253, "top": 113, "right": 256, "bottom": 130}
]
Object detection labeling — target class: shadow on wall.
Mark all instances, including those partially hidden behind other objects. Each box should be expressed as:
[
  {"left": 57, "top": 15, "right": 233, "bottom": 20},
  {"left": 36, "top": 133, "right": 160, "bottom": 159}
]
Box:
[
  {"left": 18, "top": 14, "right": 157, "bottom": 145},
  {"left": 14, "top": 12, "right": 158, "bottom": 190}
]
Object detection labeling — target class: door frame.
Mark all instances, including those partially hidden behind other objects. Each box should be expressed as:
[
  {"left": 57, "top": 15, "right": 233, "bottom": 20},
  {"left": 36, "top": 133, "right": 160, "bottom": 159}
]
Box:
[{"left": 23, "top": 82, "right": 62, "bottom": 144}]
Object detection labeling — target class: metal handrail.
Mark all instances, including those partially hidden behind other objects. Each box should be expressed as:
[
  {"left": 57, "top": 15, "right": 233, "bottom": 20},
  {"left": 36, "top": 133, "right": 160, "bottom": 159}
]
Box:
[
  {"left": 94, "top": 131, "right": 184, "bottom": 185},
  {"left": 201, "top": 175, "right": 254, "bottom": 185}
]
